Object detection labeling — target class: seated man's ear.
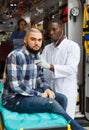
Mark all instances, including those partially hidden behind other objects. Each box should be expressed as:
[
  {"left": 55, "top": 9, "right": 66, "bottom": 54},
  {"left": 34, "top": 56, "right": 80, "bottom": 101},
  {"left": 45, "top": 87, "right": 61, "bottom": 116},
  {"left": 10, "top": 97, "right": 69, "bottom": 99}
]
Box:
[{"left": 24, "top": 37, "right": 27, "bottom": 45}]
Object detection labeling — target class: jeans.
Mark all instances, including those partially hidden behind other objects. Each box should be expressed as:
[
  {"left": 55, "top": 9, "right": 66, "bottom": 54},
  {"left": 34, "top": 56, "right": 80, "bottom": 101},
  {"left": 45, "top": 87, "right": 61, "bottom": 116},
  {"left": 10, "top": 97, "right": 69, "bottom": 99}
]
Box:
[{"left": 3, "top": 92, "right": 85, "bottom": 130}]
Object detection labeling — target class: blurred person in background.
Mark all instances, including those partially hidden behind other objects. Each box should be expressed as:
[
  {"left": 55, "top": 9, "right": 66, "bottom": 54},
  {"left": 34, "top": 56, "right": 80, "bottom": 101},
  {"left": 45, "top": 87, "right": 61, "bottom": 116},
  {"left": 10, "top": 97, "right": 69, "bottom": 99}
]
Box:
[{"left": 8, "top": 18, "right": 27, "bottom": 50}]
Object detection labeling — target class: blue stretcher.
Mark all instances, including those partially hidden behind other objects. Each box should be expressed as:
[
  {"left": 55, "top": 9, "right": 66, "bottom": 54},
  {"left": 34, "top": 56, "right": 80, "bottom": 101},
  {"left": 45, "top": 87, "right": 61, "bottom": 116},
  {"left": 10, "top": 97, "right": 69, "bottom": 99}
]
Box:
[{"left": 0, "top": 83, "right": 71, "bottom": 130}]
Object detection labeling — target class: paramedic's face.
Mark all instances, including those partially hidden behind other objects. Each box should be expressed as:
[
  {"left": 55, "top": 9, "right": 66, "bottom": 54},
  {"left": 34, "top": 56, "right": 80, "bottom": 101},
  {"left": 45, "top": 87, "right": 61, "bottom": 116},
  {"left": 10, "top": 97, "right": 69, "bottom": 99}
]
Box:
[
  {"left": 48, "top": 23, "right": 63, "bottom": 42},
  {"left": 24, "top": 31, "right": 42, "bottom": 54}
]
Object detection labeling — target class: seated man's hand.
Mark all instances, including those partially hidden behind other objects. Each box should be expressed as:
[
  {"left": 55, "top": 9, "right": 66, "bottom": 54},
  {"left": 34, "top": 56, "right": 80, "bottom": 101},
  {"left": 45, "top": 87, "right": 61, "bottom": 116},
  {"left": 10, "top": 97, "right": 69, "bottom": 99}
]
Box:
[
  {"left": 35, "top": 60, "right": 50, "bottom": 69},
  {"left": 44, "top": 89, "right": 55, "bottom": 99},
  {"left": 41, "top": 91, "right": 48, "bottom": 98}
]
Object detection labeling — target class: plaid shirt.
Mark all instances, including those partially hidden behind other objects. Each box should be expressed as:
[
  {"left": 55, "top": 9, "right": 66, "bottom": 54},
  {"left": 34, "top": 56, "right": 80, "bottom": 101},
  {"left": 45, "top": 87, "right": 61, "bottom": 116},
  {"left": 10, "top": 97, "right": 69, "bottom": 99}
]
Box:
[{"left": 2, "top": 46, "right": 50, "bottom": 99}]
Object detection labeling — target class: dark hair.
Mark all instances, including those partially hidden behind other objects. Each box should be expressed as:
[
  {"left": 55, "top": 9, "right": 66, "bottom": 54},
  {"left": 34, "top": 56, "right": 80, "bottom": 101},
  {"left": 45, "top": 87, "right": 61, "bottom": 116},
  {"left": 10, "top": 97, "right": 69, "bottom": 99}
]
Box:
[
  {"left": 17, "top": 18, "right": 27, "bottom": 27},
  {"left": 48, "top": 19, "right": 63, "bottom": 26}
]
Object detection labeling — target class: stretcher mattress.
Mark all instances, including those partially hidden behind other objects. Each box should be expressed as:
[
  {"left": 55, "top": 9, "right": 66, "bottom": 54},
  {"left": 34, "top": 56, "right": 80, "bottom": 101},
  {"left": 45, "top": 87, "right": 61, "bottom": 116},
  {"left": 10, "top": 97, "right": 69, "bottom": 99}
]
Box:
[{"left": 0, "top": 83, "right": 71, "bottom": 130}]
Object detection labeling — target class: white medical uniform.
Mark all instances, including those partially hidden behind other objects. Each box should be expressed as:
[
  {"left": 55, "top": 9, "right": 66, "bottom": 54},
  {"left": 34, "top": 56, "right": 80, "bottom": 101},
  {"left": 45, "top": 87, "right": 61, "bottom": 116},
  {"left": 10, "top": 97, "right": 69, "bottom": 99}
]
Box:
[{"left": 41, "top": 37, "right": 80, "bottom": 119}]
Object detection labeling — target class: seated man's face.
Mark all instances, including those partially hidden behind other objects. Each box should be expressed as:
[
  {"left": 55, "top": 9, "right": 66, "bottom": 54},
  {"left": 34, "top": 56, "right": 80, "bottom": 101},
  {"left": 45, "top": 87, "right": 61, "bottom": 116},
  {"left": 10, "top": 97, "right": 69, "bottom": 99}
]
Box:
[{"left": 24, "top": 31, "right": 42, "bottom": 54}]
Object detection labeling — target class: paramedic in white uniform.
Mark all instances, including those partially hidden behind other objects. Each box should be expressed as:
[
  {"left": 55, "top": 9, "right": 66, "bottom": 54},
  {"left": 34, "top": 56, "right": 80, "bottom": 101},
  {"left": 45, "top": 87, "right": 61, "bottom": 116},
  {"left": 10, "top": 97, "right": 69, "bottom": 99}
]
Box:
[{"left": 35, "top": 19, "right": 80, "bottom": 119}]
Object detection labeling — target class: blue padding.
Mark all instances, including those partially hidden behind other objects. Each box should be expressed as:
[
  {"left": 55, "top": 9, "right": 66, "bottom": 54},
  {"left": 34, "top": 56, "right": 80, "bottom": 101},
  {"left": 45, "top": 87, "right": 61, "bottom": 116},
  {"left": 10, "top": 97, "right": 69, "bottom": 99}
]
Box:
[
  {"left": 84, "top": 34, "right": 89, "bottom": 40},
  {"left": 0, "top": 84, "right": 68, "bottom": 130}
]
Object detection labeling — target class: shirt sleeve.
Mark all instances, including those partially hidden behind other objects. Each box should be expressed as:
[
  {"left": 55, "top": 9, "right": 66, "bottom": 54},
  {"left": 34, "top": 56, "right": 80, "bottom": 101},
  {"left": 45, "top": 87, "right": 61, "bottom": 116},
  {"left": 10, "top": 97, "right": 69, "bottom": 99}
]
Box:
[
  {"left": 36, "top": 66, "right": 51, "bottom": 91},
  {"left": 8, "top": 31, "right": 16, "bottom": 42}
]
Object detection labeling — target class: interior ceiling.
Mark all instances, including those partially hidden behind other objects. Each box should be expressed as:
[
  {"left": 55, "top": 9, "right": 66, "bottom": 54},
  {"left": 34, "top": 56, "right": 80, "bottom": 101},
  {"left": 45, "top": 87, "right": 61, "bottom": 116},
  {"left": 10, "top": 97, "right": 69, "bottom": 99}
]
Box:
[
  {"left": 0, "top": 0, "right": 67, "bottom": 21},
  {"left": 0, "top": 0, "right": 67, "bottom": 31},
  {"left": 0, "top": 0, "right": 33, "bottom": 20},
  {"left": 29, "top": 0, "right": 67, "bottom": 23},
  {"left": 0, "top": 0, "right": 34, "bottom": 31}
]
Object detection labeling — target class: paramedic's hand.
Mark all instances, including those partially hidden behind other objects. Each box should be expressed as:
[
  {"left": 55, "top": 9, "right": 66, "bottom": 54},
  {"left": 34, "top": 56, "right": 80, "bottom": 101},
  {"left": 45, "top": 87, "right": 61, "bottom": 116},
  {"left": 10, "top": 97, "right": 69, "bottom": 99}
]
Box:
[
  {"left": 35, "top": 60, "right": 50, "bottom": 69},
  {"left": 45, "top": 89, "right": 55, "bottom": 99}
]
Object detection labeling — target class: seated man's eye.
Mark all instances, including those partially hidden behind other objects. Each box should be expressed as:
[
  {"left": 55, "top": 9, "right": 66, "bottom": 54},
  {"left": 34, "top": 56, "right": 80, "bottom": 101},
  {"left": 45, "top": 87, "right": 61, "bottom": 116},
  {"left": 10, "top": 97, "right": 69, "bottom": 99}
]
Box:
[
  {"left": 38, "top": 39, "right": 42, "bottom": 42},
  {"left": 30, "top": 38, "right": 35, "bottom": 41}
]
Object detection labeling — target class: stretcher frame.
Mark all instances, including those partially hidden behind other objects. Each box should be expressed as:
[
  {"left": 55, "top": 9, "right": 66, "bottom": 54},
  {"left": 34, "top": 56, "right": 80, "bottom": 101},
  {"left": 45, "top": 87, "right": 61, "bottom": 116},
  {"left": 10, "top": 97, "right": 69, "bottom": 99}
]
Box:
[{"left": 19, "top": 125, "right": 71, "bottom": 130}]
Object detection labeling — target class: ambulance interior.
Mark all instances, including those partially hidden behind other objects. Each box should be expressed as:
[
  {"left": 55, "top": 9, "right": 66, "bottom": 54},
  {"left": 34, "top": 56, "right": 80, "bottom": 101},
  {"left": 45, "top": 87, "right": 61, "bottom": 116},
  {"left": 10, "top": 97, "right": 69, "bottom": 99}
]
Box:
[{"left": 0, "top": 0, "right": 89, "bottom": 129}]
